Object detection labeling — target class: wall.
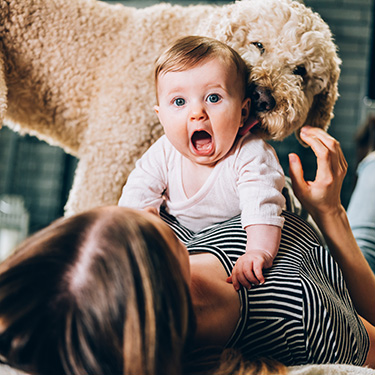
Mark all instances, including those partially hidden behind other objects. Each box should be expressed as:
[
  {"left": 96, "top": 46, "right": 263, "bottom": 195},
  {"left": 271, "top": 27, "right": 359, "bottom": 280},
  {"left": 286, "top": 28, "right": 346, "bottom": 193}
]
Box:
[
  {"left": 0, "top": 0, "right": 374, "bottom": 234},
  {"left": 0, "top": 129, "right": 69, "bottom": 233}
]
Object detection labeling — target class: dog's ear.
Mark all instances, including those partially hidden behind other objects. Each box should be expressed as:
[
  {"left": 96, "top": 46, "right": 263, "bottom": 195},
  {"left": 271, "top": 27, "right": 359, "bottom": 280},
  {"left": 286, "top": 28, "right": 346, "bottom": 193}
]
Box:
[
  {"left": 296, "top": 69, "right": 340, "bottom": 145},
  {"left": 0, "top": 52, "right": 7, "bottom": 129}
]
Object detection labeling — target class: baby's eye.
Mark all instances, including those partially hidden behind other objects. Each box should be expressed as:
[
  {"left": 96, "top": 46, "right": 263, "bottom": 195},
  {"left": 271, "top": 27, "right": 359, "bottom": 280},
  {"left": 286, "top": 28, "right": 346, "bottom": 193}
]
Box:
[
  {"left": 207, "top": 94, "right": 221, "bottom": 103},
  {"left": 173, "top": 98, "right": 185, "bottom": 106}
]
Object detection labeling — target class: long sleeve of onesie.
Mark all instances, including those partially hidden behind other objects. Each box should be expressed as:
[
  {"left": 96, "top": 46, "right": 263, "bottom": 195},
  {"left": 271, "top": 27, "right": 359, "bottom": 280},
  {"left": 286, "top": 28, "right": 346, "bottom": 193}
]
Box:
[
  {"left": 118, "top": 136, "right": 169, "bottom": 210},
  {"left": 234, "top": 134, "right": 285, "bottom": 229}
]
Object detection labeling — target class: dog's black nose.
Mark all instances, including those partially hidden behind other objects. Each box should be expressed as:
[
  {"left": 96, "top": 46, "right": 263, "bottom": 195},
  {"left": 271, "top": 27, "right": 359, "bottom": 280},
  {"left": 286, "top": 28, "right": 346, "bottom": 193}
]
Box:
[{"left": 251, "top": 86, "right": 276, "bottom": 112}]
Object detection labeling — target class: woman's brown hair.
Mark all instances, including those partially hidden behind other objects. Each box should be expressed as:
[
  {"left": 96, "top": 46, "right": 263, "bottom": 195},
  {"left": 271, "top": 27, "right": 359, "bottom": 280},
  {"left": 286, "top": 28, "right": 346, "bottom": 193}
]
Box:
[{"left": 0, "top": 206, "right": 194, "bottom": 375}]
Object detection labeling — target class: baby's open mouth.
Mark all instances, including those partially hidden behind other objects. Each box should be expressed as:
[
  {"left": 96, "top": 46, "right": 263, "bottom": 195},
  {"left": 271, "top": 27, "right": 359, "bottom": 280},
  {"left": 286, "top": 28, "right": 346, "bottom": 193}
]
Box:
[{"left": 191, "top": 131, "right": 213, "bottom": 154}]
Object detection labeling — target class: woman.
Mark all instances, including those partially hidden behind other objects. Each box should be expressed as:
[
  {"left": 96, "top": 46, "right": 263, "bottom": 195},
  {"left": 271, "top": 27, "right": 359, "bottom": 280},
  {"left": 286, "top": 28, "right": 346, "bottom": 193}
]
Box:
[
  {"left": 348, "top": 115, "right": 375, "bottom": 273},
  {"left": 0, "top": 127, "right": 374, "bottom": 375}
]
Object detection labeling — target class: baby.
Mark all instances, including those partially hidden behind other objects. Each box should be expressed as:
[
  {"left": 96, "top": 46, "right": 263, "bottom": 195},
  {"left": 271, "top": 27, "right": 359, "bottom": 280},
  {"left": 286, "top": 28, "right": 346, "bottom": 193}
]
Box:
[{"left": 119, "top": 36, "right": 285, "bottom": 290}]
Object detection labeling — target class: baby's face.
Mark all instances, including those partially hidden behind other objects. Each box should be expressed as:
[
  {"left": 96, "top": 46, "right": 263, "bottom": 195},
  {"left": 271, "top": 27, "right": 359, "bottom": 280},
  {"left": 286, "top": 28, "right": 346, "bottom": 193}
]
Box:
[{"left": 154, "top": 58, "right": 250, "bottom": 167}]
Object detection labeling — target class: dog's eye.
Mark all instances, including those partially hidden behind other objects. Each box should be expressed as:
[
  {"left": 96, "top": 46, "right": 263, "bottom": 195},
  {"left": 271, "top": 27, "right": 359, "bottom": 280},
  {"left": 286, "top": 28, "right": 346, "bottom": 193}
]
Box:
[
  {"left": 293, "top": 65, "right": 307, "bottom": 76},
  {"left": 252, "top": 42, "right": 265, "bottom": 55}
]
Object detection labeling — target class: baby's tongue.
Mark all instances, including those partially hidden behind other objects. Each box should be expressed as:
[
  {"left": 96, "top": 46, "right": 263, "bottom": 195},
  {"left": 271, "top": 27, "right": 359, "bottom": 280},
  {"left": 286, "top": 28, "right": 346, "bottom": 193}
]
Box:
[{"left": 192, "top": 131, "right": 212, "bottom": 151}]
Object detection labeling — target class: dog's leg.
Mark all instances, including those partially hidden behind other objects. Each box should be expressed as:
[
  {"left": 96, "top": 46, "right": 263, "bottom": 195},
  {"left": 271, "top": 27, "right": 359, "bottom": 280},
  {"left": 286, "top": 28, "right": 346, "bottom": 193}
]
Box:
[
  {"left": 0, "top": 51, "right": 7, "bottom": 128},
  {"left": 64, "top": 117, "right": 163, "bottom": 215},
  {"left": 64, "top": 150, "right": 127, "bottom": 215}
]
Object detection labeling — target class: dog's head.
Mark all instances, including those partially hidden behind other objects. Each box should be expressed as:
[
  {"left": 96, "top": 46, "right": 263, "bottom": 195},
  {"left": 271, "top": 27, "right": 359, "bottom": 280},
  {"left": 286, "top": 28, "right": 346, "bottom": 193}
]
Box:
[{"left": 200, "top": 0, "right": 341, "bottom": 142}]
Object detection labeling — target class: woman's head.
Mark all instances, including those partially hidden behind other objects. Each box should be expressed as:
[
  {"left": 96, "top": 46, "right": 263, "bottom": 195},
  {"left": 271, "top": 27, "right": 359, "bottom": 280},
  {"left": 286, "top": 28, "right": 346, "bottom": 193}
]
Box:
[{"left": 0, "top": 206, "right": 194, "bottom": 375}]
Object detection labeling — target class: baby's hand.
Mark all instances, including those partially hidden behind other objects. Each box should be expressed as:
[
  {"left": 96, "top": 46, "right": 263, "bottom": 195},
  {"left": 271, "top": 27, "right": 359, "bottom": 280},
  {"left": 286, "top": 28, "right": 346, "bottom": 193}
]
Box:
[{"left": 227, "top": 250, "right": 274, "bottom": 291}]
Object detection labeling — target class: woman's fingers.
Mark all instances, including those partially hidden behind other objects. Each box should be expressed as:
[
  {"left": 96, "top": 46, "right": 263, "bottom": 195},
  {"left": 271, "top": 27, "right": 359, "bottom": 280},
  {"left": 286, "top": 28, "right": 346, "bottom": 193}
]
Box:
[
  {"left": 288, "top": 152, "right": 306, "bottom": 198},
  {"left": 337, "top": 140, "right": 348, "bottom": 176},
  {"left": 289, "top": 126, "right": 348, "bottom": 217},
  {"left": 299, "top": 127, "right": 337, "bottom": 182},
  {"left": 300, "top": 126, "right": 347, "bottom": 184}
]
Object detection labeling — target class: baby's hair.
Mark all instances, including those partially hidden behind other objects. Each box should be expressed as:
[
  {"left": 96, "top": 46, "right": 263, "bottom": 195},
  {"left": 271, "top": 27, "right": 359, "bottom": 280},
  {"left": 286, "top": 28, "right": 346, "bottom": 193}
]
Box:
[{"left": 154, "top": 36, "right": 249, "bottom": 101}]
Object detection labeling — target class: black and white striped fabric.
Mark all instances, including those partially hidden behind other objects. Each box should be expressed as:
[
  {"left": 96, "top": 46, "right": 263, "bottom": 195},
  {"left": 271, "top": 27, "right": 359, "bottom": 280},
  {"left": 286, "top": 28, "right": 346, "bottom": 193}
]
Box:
[{"left": 160, "top": 209, "right": 369, "bottom": 366}]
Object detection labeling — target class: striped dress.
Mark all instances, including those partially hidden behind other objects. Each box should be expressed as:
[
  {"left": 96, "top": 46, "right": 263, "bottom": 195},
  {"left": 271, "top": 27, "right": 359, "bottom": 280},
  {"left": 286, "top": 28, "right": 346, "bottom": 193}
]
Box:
[{"left": 160, "top": 209, "right": 369, "bottom": 366}]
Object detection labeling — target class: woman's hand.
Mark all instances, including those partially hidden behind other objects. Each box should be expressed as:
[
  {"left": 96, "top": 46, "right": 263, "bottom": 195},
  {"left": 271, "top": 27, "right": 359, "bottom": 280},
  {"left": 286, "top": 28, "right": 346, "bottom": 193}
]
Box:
[{"left": 288, "top": 126, "right": 348, "bottom": 221}]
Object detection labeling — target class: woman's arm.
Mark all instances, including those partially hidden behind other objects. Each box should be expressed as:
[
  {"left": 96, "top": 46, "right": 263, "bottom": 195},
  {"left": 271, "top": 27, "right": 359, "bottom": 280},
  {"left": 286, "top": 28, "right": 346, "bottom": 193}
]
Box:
[
  {"left": 347, "top": 153, "right": 375, "bottom": 274},
  {"left": 288, "top": 126, "right": 375, "bottom": 326}
]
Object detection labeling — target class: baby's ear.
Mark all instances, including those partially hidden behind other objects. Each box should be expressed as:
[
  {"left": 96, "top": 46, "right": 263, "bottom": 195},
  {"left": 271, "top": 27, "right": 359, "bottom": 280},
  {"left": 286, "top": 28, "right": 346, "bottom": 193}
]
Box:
[
  {"left": 238, "top": 99, "right": 258, "bottom": 137},
  {"left": 241, "top": 98, "right": 251, "bottom": 123}
]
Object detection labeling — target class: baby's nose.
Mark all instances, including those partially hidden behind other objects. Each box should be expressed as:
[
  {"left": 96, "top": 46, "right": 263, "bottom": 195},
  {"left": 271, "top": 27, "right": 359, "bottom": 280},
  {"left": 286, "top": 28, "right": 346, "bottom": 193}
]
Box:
[{"left": 190, "top": 106, "right": 207, "bottom": 121}]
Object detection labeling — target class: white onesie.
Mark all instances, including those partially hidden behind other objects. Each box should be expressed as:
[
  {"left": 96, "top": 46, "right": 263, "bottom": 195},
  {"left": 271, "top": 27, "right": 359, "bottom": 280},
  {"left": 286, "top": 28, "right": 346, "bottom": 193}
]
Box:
[{"left": 119, "top": 133, "right": 285, "bottom": 232}]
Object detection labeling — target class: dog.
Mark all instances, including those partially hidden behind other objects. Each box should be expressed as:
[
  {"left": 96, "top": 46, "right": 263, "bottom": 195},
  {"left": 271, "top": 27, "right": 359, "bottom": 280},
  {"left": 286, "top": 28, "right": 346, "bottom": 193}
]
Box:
[{"left": 0, "top": 0, "right": 341, "bottom": 215}]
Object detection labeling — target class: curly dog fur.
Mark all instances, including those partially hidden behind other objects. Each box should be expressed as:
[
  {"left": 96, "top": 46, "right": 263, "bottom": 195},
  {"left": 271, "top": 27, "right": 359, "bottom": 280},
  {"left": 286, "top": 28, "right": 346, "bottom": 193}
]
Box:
[{"left": 0, "top": 0, "right": 341, "bottom": 215}]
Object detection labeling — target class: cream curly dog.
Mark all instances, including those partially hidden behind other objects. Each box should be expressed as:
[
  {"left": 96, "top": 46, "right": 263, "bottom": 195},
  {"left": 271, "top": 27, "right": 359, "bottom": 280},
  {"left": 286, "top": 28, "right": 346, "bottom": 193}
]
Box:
[{"left": 0, "top": 0, "right": 341, "bottom": 215}]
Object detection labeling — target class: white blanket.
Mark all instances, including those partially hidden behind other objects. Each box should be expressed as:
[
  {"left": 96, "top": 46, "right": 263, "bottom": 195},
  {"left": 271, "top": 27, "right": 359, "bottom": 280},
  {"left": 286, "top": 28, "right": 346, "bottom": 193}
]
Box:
[{"left": 289, "top": 364, "right": 375, "bottom": 374}]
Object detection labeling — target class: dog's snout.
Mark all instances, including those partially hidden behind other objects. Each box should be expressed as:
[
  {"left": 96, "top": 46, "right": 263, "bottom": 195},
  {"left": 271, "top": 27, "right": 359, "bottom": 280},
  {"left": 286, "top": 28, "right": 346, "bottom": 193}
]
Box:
[{"left": 251, "top": 86, "right": 276, "bottom": 113}]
